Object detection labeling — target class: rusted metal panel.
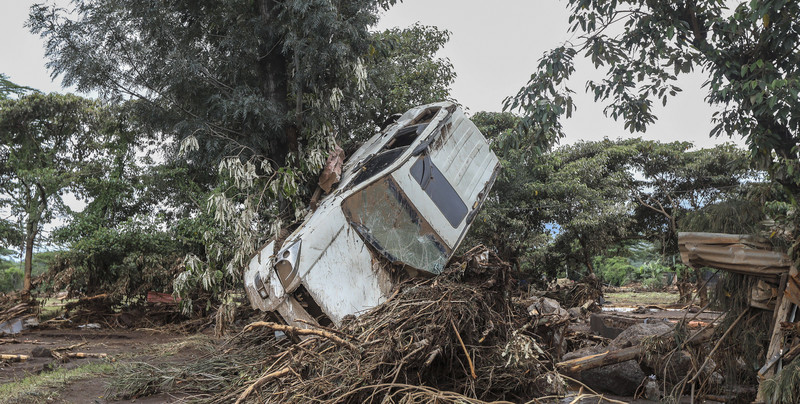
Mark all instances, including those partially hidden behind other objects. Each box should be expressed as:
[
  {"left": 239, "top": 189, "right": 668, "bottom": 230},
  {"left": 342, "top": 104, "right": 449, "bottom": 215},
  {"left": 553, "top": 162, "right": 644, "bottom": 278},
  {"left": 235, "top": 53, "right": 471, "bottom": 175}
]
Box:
[{"left": 678, "top": 232, "right": 791, "bottom": 279}]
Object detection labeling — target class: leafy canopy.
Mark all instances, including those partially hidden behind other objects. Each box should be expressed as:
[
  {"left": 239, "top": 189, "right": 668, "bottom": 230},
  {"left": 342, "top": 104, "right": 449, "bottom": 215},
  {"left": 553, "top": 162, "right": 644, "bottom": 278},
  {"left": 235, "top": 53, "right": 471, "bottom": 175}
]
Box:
[
  {"left": 0, "top": 92, "right": 127, "bottom": 295},
  {"left": 504, "top": 0, "right": 800, "bottom": 198}
]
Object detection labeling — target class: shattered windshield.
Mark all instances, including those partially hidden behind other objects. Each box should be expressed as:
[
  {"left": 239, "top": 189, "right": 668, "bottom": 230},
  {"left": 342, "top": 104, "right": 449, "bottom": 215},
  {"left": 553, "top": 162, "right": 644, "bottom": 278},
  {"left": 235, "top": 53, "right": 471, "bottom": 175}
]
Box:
[{"left": 341, "top": 177, "right": 449, "bottom": 274}]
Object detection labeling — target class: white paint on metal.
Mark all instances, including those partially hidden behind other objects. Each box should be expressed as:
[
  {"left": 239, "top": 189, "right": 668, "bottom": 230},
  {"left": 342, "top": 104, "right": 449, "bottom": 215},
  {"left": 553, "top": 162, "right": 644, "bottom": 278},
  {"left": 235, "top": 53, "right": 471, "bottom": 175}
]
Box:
[{"left": 244, "top": 101, "right": 500, "bottom": 327}]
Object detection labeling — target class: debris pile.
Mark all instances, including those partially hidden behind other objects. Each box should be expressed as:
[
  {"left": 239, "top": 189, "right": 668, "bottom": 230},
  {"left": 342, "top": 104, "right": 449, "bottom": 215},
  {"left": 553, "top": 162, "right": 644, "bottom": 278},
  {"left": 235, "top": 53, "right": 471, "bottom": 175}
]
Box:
[
  {"left": 0, "top": 294, "right": 39, "bottom": 335},
  {"left": 110, "top": 247, "right": 576, "bottom": 403},
  {"left": 104, "top": 241, "right": 774, "bottom": 403}
]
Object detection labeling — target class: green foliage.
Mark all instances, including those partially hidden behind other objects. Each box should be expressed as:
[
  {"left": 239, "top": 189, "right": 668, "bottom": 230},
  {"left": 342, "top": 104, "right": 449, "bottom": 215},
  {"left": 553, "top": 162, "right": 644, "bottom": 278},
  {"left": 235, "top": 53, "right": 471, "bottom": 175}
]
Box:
[
  {"left": 31, "top": 251, "right": 58, "bottom": 278},
  {"left": 0, "top": 260, "right": 23, "bottom": 293},
  {"left": 762, "top": 355, "right": 800, "bottom": 404},
  {"left": 631, "top": 141, "right": 754, "bottom": 258},
  {"left": 0, "top": 73, "right": 34, "bottom": 100},
  {"left": 30, "top": 1, "right": 458, "bottom": 303},
  {"left": 506, "top": 0, "right": 800, "bottom": 218},
  {"left": 593, "top": 256, "right": 634, "bottom": 286},
  {"left": 46, "top": 113, "right": 215, "bottom": 304},
  {"left": 466, "top": 132, "right": 759, "bottom": 281},
  {"left": 543, "top": 139, "right": 639, "bottom": 275},
  {"left": 593, "top": 244, "right": 672, "bottom": 288},
  {"left": 0, "top": 92, "right": 126, "bottom": 295},
  {"left": 466, "top": 112, "right": 551, "bottom": 272},
  {"left": 343, "top": 24, "right": 456, "bottom": 145}
]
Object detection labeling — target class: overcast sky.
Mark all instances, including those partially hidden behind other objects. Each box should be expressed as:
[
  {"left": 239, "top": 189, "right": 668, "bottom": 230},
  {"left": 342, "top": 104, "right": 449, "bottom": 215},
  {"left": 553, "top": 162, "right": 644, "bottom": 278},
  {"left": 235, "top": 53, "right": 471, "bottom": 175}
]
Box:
[{"left": 1, "top": 0, "right": 744, "bottom": 150}]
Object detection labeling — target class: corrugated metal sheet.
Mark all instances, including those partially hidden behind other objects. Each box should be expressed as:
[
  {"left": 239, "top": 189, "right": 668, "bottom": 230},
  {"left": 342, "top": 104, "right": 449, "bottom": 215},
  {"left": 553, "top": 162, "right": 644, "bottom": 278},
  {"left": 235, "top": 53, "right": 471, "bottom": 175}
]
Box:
[{"left": 678, "top": 232, "right": 791, "bottom": 279}]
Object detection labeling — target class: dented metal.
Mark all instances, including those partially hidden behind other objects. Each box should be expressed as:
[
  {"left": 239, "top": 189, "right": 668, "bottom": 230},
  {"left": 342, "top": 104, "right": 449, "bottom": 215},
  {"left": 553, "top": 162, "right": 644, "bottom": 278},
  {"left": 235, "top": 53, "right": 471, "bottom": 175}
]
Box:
[
  {"left": 244, "top": 102, "right": 500, "bottom": 328},
  {"left": 678, "top": 232, "right": 791, "bottom": 279}
]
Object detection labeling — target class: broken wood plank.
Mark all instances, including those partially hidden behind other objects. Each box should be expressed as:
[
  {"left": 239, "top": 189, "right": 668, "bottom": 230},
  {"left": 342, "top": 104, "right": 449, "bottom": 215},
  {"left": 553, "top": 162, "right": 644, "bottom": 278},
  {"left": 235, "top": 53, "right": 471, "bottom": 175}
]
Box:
[
  {"left": 53, "top": 341, "right": 88, "bottom": 352},
  {"left": 785, "top": 271, "right": 800, "bottom": 307}
]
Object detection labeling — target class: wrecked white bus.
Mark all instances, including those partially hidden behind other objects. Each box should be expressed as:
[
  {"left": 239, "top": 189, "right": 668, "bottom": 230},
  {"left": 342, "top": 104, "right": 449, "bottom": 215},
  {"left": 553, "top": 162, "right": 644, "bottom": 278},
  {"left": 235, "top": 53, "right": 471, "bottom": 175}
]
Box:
[{"left": 244, "top": 101, "right": 500, "bottom": 328}]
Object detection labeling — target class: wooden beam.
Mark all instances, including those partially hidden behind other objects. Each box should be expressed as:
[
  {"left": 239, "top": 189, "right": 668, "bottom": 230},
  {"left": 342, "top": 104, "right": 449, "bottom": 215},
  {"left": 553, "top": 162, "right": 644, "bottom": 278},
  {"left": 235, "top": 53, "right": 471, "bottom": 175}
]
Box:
[{"left": 756, "top": 265, "right": 798, "bottom": 403}]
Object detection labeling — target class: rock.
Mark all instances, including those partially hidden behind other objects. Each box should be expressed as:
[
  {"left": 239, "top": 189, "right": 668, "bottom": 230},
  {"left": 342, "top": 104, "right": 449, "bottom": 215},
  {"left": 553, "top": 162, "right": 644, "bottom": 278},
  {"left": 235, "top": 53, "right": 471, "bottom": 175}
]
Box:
[
  {"left": 567, "top": 307, "right": 583, "bottom": 320},
  {"left": 563, "top": 345, "right": 600, "bottom": 361},
  {"left": 562, "top": 345, "right": 647, "bottom": 396},
  {"left": 527, "top": 297, "right": 568, "bottom": 318},
  {"left": 562, "top": 321, "right": 675, "bottom": 396},
  {"left": 579, "top": 360, "right": 647, "bottom": 396},
  {"left": 31, "top": 347, "right": 52, "bottom": 357},
  {"left": 656, "top": 350, "right": 694, "bottom": 384},
  {"left": 535, "top": 371, "right": 567, "bottom": 396},
  {"left": 610, "top": 321, "right": 673, "bottom": 349},
  {"left": 644, "top": 375, "right": 661, "bottom": 401}
]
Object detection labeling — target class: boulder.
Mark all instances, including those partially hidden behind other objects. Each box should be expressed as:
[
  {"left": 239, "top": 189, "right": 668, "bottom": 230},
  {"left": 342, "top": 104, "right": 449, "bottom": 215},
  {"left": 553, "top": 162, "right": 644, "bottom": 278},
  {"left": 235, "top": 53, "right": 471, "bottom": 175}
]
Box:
[
  {"left": 562, "top": 345, "right": 646, "bottom": 396},
  {"left": 527, "top": 297, "right": 569, "bottom": 318},
  {"left": 610, "top": 321, "right": 673, "bottom": 349}
]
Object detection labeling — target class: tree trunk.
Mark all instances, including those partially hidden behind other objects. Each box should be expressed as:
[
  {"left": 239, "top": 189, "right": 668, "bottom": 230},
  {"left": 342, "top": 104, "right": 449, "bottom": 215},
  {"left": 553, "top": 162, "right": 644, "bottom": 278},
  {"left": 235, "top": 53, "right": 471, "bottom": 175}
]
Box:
[
  {"left": 21, "top": 225, "right": 36, "bottom": 300},
  {"left": 579, "top": 237, "right": 594, "bottom": 274},
  {"left": 258, "top": 0, "right": 291, "bottom": 165}
]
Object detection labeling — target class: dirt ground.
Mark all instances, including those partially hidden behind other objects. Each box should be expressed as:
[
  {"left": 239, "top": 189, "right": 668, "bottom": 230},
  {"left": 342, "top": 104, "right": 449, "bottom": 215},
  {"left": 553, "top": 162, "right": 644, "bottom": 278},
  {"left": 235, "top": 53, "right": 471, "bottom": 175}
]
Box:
[{"left": 0, "top": 327, "right": 209, "bottom": 403}]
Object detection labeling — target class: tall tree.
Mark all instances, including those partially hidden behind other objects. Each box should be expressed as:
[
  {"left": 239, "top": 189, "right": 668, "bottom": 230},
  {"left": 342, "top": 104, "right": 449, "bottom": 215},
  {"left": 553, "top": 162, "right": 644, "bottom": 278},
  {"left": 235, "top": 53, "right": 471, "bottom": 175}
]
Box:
[
  {"left": 29, "top": 0, "right": 396, "bottom": 171},
  {"left": 0, "top": 73, "right": 34, "bottom": 101},
  {"left": 505, "top": 0, "right": 800, "bottom": 201},
  {"left": 29, "top": 0, "right": 459, "bottom": 283},
  {"left": 632, "top": 141, "right": 753, "bottom": 256},
  {"left": 544, "top": 139, "right": 639, "bottom": 275},
  {"left": 0, "top": 74, "right": 34, "bottom": 249},
  {"left": 467, "top": 112, "right": 551, "bottom": 271},
  {"left": 0, "top": 93, "right": 124, "bottom": 298},
  {"left": 343, "top": 24, "right": 457, "bottom": 143}
]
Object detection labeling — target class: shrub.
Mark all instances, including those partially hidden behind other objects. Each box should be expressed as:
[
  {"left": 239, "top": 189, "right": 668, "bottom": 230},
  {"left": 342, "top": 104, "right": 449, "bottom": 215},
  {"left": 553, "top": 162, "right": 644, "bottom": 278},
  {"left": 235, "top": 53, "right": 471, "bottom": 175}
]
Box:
[{"left": 594, "top": 256, "right": 634, "bottom": 286}]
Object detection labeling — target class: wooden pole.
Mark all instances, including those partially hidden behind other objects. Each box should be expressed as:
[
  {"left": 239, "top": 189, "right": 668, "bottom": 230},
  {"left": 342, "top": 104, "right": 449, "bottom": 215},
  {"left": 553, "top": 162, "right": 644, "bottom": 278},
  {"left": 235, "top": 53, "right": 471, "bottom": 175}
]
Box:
[{"left": 756, "top": 265, "right": 798, "bottom": 403}]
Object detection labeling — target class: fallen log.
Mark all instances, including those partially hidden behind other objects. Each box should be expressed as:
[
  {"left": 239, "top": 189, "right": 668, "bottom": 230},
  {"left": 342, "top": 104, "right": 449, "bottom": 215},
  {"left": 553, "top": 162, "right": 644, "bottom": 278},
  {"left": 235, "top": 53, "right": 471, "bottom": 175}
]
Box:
[
  {"left": 557, "top": 345, "right": 642, "bottom": 373},
  {"left": 0, "top": 354, "right": 30, "bottom": 362},
  {"left": 556, "top": 327, "right": 714, "bottom": 373},
  {"left": 65, "top": 352, "right": 108, "bottom": 359}
]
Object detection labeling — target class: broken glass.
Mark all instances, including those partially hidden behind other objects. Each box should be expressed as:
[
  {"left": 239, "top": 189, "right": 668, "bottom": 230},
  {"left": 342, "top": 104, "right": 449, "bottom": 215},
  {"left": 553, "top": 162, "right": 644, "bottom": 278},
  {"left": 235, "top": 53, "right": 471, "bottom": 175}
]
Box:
[
  {"left": 349, "top": 123, "right": 429, "bottom": 187},
  {"left": 341, "top": 177, "right": 449, "bottom": 274}
]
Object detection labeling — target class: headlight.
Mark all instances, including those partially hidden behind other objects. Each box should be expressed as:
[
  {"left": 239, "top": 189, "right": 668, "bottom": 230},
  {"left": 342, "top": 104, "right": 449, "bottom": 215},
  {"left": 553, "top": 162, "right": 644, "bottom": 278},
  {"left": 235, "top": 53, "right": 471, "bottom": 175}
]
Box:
[{"left": 274, "top": 239, "right": 301, "bottom": 290}]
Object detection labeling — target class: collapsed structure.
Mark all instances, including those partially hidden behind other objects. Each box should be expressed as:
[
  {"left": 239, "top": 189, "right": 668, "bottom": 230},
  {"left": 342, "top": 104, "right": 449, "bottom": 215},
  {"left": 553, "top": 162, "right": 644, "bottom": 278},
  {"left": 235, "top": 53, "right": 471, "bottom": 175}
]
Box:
[
  {"left": 679, "top": 232, "right": 798, "bottom": 402},
  {"left": 244, "top": 102, "right": 500, "bottom": 328}
]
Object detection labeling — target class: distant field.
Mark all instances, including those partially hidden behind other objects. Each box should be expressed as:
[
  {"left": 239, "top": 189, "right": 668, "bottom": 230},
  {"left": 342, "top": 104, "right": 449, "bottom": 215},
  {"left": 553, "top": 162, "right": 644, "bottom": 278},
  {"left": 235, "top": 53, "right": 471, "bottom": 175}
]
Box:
[{"left": 605, "top": 291, "right": 679, "bottom": 306}]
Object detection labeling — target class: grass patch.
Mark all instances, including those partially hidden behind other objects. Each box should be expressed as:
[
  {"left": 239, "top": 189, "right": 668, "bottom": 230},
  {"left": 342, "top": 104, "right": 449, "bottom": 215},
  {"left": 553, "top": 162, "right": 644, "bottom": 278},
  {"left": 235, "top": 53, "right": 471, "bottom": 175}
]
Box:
[
  {"left": 0, "top": 361, "right": 117, "bottom": 404},
  {"left": 37, "top": 297, "right": 76, "bottom": 321},
  {"left": 606, "top": 291, "right": 678, "bottom": 306}
]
